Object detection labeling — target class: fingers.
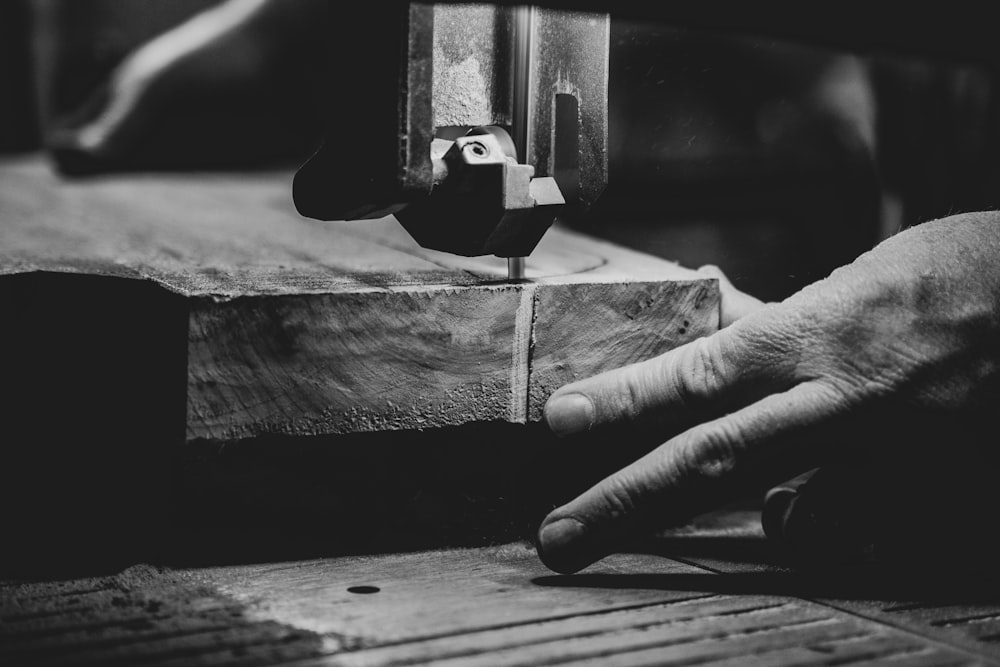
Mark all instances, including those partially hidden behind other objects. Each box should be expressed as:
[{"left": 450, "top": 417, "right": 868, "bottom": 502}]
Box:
[
  {"left": 544, "top": 316, "right": 793, "bottom": 438},
  {"left": 537, "top": 381, "right": 846, "bottom": 573},
  {"left": 696, "top": 264, "right": 767, "bottom": 328}
]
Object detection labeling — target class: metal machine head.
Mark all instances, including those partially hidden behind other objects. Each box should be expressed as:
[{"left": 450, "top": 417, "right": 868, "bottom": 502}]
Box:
[{"left": 292, "top": 2, "right": 609, "bottom": 261}]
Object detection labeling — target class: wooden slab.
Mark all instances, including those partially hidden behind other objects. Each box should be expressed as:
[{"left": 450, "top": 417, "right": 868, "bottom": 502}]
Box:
[{"left": 0, "top": 155, "right": 719, "bottom": 440}]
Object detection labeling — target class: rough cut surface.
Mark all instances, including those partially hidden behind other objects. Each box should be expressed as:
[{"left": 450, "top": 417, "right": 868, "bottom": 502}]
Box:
[{"left": 0, "top": 155, "right": 719, "bottom": 440}]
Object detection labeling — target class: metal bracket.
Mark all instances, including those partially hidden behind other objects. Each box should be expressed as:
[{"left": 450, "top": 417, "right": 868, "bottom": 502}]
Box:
[{"left": 293, "top": 2, "right": 608, "bottom": 257}]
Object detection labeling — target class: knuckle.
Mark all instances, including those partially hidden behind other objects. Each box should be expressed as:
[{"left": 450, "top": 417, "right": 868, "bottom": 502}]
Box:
[
  {"left": 622, "top": 366, "right": 648, "bottom": 420},
  {"left": 597, "top": 474, "right": 641, "bottom": 522},
  {"left": 609, "top": 362, "right": 662, "bottom": 422},
  {"left": 676, "top": 421, "right": 745, "bottom": 483},
  {"left": 668, "top": 337, "right": 728, "bottom": 409},
  {"left": 819, "top": 369, "right": 882, "bottom": 408}
]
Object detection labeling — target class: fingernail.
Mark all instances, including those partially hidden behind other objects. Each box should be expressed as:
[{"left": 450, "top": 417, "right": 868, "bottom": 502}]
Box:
[
  {"left": 537, "top": 517, "right": 589, "bottom": 573},
  {"left": 545, "top": 393, "right": 594, "bottom": 437}
]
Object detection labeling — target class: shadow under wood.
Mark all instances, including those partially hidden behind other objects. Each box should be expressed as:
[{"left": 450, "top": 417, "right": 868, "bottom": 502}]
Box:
[
  {"left": 0, "top": 266, "right": 679, "bottom": 577},
  {"left": 646, "top": 536, "right": 776, "bottom": 568},
  {"left": 0, "top": 272, "right": 188, "bottom": 578},
  {"left": 167, "top": 422, "right": 667, "bottom": 568}
]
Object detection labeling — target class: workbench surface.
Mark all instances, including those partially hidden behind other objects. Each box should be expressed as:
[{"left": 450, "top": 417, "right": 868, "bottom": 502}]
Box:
[{"left": 5, "top": 512, "right": 1000, "bottom": 666}]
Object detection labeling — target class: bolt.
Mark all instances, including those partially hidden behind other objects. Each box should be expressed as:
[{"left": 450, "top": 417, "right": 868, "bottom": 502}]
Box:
[{"left": 465, "top": 141, "right": 489, "bottom": 159}]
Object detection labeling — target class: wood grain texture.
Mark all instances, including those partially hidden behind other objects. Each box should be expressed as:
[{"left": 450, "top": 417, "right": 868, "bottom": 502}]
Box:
[
  {"left": 529, "top": 280, "right": 717, "bottom": 421},
  {"left": 5, "top": 539, "right": 999, "bottom": 665},
  {"left": 194, "top": 544, "right": 713, "bottom": 643},
  {"left": 187, "top": 287, "right": 524, "bottom": 438},
  {"left": 185, "top": 543, "right": 993, "bottom": 666},
  {"left": 0, "top": 155, "right": 719, "bottom": 439},
  {"left": 0, "top": 564, "right": 326, "bottom": 666},
  {"left": 654, "top": 509, "right": 1000, "bottom": 665}
]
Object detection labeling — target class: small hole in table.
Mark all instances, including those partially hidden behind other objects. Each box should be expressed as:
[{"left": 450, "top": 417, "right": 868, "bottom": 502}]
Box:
[{"left": 347, "top": 585, "right": 381, "bottom": 594}]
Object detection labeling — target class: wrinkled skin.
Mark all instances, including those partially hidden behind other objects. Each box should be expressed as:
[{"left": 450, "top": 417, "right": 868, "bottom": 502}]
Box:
[{"left": 538, "top": 212, "right": 1000, "bottom": 573}]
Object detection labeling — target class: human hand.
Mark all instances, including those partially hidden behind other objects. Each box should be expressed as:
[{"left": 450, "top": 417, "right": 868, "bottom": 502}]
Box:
[{"left": 537, "top": 211, "right": 1000, "bottom": 573}]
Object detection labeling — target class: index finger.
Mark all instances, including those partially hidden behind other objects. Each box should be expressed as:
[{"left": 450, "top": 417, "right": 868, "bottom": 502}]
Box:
[
  {"left": 537, "top": 380, "right": 847, "bottom": 574},
  {"left": 543, "top": 308, "right": 796, "bottom": 438}
]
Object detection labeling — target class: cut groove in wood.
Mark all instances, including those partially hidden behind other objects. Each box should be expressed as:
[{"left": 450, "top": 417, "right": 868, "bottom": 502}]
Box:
[{"left": 509, "top": 284, "right": 538, "bottom": 423}]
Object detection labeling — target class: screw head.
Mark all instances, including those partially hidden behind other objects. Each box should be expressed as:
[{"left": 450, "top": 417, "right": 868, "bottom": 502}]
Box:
[{"left": 465, "top": 141, "right": 490, "bottom": 159}]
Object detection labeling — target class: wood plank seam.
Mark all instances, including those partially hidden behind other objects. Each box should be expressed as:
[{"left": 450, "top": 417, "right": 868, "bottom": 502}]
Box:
[
  {"left": 665, "top": 554, "right": 1000, "bottom": 664},
  {"left": 509, "top": 283, "right": 538, "bottom": 423},
  {"left": 812, "top": 601, "right": 1000, "bottom": 664},
  {"left": 327, "top": 595, "right": 722, "bottom": 652}
]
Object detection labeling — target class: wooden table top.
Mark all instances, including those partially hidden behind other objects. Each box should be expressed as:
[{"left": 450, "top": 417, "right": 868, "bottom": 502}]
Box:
[{"left": 5, "top": 512, "right": 1000, "bottom": 666}]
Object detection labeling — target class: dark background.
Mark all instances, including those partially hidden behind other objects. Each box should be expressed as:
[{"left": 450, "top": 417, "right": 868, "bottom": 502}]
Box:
[{"left": 3, "top": 1, "right": 999, "bottom": 301}]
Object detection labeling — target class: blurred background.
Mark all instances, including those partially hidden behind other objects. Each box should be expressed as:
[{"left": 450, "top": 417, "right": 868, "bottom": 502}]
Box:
[{"left": 2, "top": 0, "right": 998, "bottom": 302}]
